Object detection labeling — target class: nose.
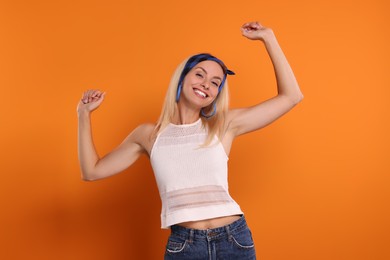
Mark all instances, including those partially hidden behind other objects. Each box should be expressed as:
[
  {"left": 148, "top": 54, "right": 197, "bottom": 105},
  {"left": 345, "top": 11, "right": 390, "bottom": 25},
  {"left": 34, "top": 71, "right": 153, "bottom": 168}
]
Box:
[{"left": 201, "top": 81, "right": 209, "bottom": 90}]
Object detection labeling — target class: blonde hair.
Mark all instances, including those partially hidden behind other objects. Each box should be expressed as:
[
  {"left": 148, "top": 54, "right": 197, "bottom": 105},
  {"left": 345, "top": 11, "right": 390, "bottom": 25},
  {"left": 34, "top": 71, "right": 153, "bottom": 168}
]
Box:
[{"left": 153, "top": 55, "right": 230, "bottom": 146}]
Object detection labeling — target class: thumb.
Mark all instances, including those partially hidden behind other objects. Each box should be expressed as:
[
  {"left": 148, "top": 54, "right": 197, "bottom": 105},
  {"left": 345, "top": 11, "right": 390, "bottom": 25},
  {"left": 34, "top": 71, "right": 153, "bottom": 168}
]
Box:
[{"left": 95, "top": 92, "right": 106, "bottom": 106}]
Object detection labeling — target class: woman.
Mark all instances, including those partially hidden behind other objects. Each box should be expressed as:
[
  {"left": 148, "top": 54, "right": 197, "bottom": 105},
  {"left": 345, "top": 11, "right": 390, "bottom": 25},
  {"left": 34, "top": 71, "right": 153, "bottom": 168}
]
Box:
[{"left": 77, "top": 21, "right": 303, "bottom": 259}]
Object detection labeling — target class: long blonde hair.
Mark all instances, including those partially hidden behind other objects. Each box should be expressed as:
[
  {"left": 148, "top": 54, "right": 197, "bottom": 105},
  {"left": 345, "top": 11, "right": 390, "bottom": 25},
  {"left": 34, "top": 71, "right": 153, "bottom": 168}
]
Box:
[{"left": 153, "top": 55, "right": 230, "bottom": 146}]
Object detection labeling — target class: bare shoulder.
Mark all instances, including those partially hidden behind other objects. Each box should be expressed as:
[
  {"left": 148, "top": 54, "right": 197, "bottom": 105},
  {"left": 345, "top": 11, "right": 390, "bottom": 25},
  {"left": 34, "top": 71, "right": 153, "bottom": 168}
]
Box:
[
  {"left": 130, "top": 123, "right": 156, "bottom": 156},
  {"left": 133, "top": 123, "right": 156, "bottom": 135}
]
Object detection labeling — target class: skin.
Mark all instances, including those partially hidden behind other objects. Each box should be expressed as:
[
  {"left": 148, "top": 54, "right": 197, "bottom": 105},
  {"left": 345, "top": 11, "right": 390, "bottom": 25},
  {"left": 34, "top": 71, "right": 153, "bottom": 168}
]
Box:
[
  {"left": 77, "top": 21, "right": 303, "bottom": 230},
  {"left": 177, "top": 60, "right": 223, "bottom": 124}
]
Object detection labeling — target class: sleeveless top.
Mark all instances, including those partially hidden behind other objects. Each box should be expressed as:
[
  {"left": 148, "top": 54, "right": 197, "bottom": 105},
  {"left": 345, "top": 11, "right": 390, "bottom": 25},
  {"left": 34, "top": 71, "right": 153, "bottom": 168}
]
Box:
[{"left": 150, "top": 119, "right": 243, "bottom": 229}]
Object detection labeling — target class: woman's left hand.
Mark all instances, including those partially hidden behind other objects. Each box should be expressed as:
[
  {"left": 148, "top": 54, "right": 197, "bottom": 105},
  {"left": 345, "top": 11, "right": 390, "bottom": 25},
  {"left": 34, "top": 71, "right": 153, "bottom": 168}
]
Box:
[{"left": 240, "top": 21, "right": 274, "bottom": 42}]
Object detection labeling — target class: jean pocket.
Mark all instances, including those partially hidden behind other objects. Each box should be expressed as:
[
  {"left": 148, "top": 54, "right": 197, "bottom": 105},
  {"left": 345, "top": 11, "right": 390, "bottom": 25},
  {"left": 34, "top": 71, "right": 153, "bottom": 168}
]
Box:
[
  {"left": 231, "top": 226, "right": 255, "bottom": 250},
  {"left": 165, "top": 235, "right": 188, "bottom": 254}
]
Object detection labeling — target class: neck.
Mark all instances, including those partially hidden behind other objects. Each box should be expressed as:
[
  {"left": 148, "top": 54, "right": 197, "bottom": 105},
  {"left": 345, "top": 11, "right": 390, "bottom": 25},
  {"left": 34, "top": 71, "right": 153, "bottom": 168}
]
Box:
[{"left": 174, "top": 101, "right": 201, "bottom": 125}]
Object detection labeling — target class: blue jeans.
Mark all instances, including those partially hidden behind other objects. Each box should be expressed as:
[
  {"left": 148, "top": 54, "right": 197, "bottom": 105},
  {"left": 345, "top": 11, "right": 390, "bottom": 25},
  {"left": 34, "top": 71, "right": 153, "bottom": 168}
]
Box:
[{"left": 164, "top": 215, "right": 256, "bottom": 260}]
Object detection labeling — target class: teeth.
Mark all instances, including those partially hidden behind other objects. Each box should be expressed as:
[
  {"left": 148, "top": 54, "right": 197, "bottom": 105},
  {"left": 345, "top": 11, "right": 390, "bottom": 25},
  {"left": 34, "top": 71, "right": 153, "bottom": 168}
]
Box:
[{"left": 194, "top": 89, "right": 206, "bottom": 98}]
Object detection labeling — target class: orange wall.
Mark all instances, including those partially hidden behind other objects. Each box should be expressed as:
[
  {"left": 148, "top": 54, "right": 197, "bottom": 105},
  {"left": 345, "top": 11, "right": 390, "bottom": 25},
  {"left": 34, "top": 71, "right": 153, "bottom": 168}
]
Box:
[{"left": 0, "top": 0, "right": 389, "bottom": 259}]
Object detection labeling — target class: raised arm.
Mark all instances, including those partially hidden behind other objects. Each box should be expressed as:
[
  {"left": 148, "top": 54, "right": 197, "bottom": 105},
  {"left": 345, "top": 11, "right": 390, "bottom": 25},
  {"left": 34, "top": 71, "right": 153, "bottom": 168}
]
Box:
[
  {"left": 77, "top": 90, "right": 150, "bottom": 181},
  {"left": 227, "top": 22, "right": 303, "bottom": 137}
]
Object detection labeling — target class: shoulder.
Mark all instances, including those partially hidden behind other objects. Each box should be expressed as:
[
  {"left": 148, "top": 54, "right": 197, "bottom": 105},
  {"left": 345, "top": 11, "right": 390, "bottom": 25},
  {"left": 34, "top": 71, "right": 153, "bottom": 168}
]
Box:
[
  {"left": 132, "top": 123, "right": 156, "bottom": 142},
  {"left": 124, "top": 123, "right": 156, "bottom": 155},
  {"left": 134, "top": 123, "right": 156, "bottom": 134}
]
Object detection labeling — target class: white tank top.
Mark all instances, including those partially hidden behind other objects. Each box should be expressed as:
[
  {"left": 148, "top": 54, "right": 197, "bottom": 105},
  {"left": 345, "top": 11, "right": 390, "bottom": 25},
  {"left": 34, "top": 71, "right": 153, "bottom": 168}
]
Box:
[{"left": 150, "top": 118, "right": 243, "bottom": 229}]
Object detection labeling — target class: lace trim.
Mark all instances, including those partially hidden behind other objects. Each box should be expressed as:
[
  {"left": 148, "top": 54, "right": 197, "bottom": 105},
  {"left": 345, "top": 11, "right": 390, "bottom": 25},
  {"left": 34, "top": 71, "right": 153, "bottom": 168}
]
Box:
[{"left": 164, "top": 185, "right": 233, "bottom": 213}]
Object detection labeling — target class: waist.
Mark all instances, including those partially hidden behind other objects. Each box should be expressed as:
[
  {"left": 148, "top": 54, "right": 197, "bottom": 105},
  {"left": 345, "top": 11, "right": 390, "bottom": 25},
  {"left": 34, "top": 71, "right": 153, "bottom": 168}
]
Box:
[
  {"left": 177, "top": 214, "right": 242, "bottom": 230},
  {"left": 170, "top": 215, "right": 247, "bottom": 240}
]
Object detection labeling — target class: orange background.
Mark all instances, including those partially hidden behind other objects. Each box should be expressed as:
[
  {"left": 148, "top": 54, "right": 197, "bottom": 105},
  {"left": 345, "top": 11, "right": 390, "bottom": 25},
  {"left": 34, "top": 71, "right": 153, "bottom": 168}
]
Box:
[{"left": 1, "top": 0, "right": 389, "bottom": 259}]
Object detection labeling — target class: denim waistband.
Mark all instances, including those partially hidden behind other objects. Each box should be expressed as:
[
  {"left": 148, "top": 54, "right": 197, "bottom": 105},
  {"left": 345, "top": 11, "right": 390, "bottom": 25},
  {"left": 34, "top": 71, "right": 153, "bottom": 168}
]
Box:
[{"left": 170, "top": 215, "right": 247, "bottom": 241}]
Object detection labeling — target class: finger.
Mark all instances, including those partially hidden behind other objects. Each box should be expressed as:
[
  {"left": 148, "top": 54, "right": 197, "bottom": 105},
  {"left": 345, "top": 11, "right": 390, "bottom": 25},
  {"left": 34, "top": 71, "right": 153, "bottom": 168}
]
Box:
[
  {"left": 242, "top": 25, "right": 256, "bottom": 33},
  {"left": 241, "top": 27, "right": 251, "bottom": 37},
  {"left": 241, "top": 22, "right": 251, "bottom": 28},
  {"left": 100, "top": 92, "right": 106, "bottom": 100},
  {"left": 82, "top": 91, "right": 89, "bottom": 104},
  {"left": 92, "top": 90, "right": 100, "bottom": 97},
  {"left": 241, "top": 23, "right": 252, "bottom": 30},
  {"left": 91, "top": 90, "right": 98, "bottom": 101},
  {"left": 94, "top": 93, "right": 105, "bottom": 106},
  {"left": 99, "top": 91, "right": 106, "bottom": 98},
  {"left": 88, "top": 89, "right": 96, "bottom": 102},
  {"left": 243, "top": 21, "right": 258, "bottom": 27},
  {"left": 93, "top": 90, "right": 104, "bottom": 101},
  {"left": 248, "top": 22, "right": 258, "bottom": 30},
  {"left": 85, "top": 89, "right": 91, "bottom": 102},
  {"left": 86, "top": 90, "right": 93, "bottom": 103},
  {"left": 90, "top": 89, "right": 97, "bottom": 96}
]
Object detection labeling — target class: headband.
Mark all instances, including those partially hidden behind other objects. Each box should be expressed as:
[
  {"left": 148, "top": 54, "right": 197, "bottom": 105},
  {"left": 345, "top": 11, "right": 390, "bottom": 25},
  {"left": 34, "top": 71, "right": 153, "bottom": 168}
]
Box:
[{"left": 176, "top": 53, "right": 235, "bottom": 102}]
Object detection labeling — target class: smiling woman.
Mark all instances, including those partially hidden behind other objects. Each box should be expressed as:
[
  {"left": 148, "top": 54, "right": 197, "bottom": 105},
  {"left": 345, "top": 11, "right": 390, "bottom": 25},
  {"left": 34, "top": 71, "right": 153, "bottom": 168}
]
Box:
[
  {"left": 178, "top": 60, "right": 224, "bottom": 115},
  {"left": 77, "top": 21, "right": 303, "bottom": 259}
]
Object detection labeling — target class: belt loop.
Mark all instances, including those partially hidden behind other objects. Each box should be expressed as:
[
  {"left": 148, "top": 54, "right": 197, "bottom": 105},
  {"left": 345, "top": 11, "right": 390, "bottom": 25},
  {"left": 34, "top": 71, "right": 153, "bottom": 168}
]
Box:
[
  {"left": 188, "top": 229, "right": 194, "bottom": 243},
  {"left": 225, "top": 225, "right": 232, "bottom": 242}
]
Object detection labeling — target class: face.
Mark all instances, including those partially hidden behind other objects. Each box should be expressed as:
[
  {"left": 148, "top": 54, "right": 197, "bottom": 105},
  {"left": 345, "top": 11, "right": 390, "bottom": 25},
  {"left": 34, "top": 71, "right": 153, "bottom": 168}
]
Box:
[{"left": 180, "top": 60, "right": 224, "bottom": 108}]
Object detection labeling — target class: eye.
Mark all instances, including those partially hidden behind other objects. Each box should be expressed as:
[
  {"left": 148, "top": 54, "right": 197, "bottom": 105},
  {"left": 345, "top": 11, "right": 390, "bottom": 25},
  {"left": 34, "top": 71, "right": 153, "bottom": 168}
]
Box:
[
  {"left": 212, "top": 81, "right": 219, "bottom": 87},
  {"left": 195, "top": 73, "right": 204, "bottom": 78}
]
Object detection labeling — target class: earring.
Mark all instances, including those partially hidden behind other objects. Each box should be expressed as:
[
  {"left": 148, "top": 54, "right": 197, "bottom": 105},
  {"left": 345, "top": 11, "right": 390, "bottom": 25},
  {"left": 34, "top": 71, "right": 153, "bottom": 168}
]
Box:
[{"left": 201, "top": 102, "right": 216, "bottom": 118}]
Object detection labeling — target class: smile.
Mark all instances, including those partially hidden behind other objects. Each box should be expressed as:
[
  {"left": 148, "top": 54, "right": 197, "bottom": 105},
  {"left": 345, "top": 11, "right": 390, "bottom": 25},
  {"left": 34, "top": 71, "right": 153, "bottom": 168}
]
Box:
[{"left": 193, "top": 88, "right": 208, "bottom": 98}]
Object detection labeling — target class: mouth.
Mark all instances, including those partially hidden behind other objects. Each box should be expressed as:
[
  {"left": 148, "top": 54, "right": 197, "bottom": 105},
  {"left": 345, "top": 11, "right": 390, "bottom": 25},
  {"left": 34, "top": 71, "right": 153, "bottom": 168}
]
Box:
[{"left": 193, "top": 88, "right": 208, "bottom": 99}]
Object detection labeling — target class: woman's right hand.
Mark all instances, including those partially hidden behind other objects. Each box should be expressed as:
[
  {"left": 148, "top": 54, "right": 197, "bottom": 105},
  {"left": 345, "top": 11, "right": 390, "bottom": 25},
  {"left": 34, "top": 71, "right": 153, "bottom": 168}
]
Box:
[{"left": 77, "top": 89, "right": 106, "bottom": 114}]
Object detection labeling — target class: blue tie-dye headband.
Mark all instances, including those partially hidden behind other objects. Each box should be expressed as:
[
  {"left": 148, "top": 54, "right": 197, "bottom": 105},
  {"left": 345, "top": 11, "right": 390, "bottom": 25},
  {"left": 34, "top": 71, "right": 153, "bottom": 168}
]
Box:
[{"left": 175, "top": 53, "right": 235, "bottom": 102}]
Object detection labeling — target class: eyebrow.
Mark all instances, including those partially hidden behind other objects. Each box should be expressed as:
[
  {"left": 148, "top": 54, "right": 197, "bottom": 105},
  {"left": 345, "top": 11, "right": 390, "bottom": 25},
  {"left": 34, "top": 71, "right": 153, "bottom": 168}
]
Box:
[{"left": 195, "top": 66, "right": 223, "bottom": 81}]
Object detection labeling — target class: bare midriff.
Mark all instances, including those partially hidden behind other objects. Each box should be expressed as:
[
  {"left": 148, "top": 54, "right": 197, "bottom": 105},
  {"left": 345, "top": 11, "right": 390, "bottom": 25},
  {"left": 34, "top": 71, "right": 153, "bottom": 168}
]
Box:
[{"left": 177, "top": 215, "right": 242, "bottom": 230}]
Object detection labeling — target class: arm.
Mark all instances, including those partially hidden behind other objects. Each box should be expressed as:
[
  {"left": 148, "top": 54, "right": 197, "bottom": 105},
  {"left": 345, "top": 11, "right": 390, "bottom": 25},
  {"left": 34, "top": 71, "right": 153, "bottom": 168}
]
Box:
[
  {"left": 228, "top": 22, "right": 303, "bottom": 137},
  {"left": 77, "top": 90, "right": 147, "bottom": 181}
]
